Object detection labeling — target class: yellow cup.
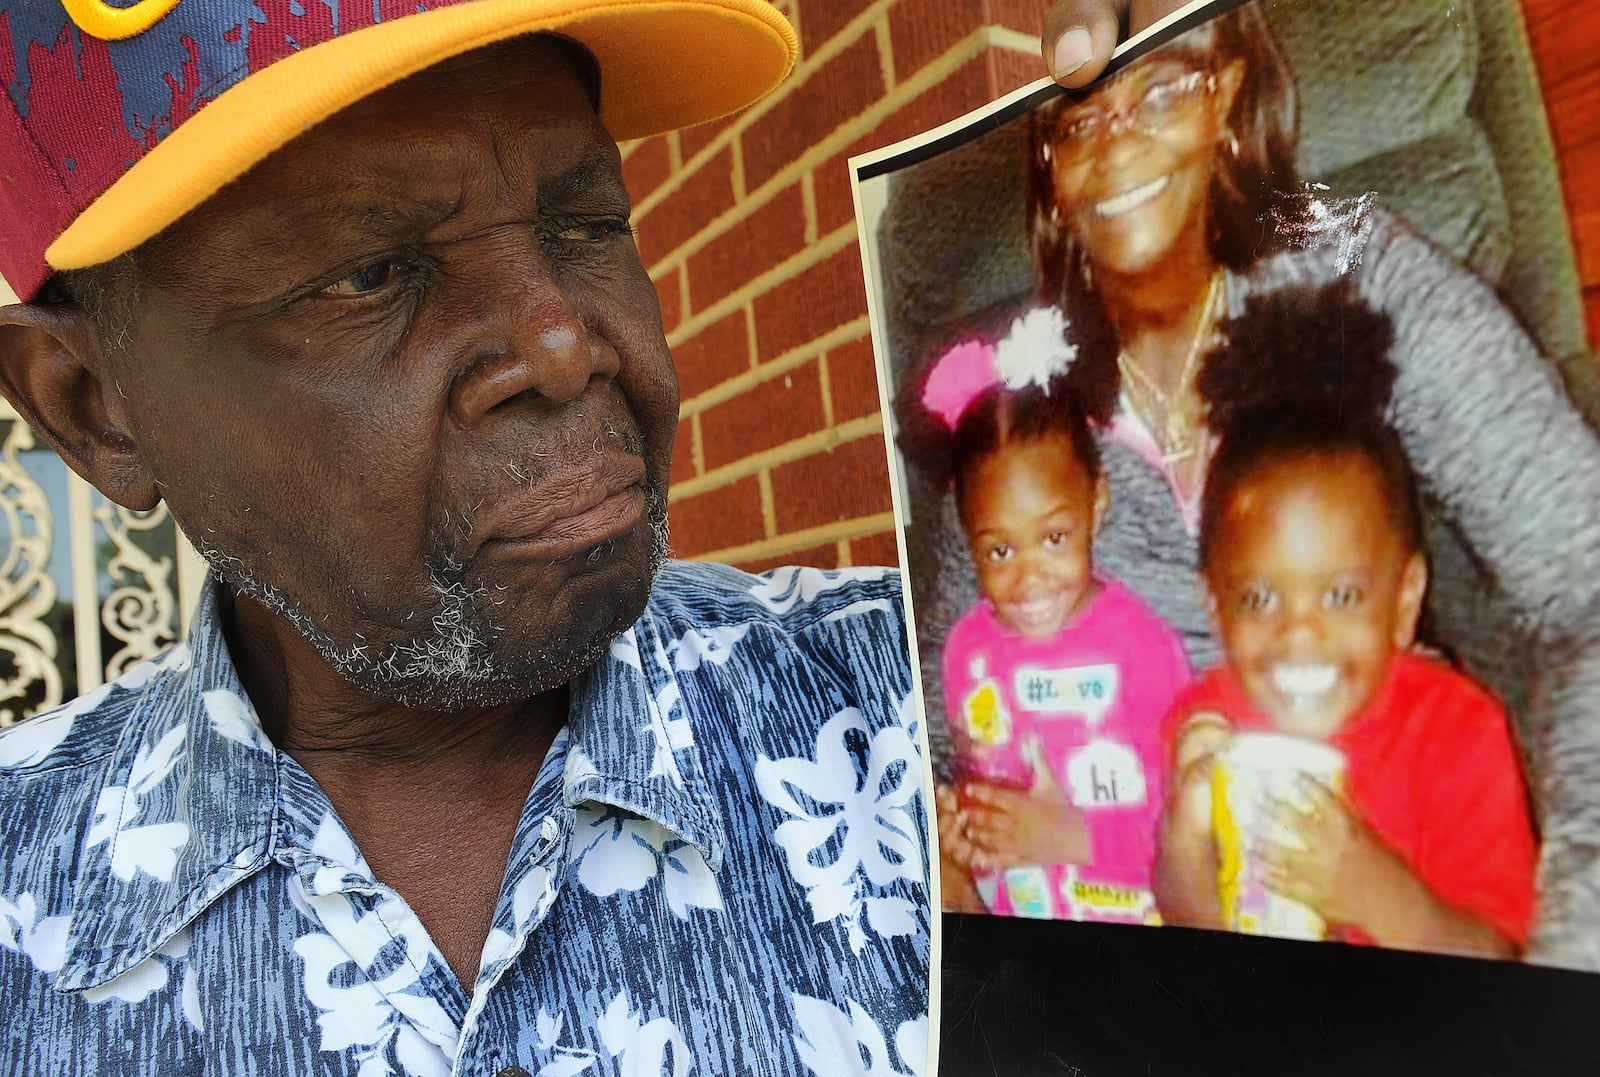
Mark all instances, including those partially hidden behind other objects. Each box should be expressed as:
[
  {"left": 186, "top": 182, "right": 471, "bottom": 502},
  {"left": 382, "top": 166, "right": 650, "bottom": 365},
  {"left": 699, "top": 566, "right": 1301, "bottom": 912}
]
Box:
[{"left": 1212, "top": 733, "right": 1347, "bottom": 941}]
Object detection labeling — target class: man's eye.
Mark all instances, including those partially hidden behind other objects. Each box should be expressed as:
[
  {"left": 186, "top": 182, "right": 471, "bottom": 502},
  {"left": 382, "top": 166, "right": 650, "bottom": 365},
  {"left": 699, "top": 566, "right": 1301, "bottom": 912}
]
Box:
[
  {"left": 1324, "top": 585, "right": 1363, "bottom": 610},
  {"left": 552, "top": 217, "right": 633, "bottom": 245},
  {"left": 324, "top": 259, "right": 410, "bottom": 296}
]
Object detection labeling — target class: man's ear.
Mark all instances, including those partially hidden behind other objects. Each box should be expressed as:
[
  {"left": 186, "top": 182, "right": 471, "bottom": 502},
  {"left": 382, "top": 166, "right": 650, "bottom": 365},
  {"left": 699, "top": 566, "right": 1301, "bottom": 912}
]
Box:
[{"left": 0, "top": 303, "right": 160, "bottom": 511}]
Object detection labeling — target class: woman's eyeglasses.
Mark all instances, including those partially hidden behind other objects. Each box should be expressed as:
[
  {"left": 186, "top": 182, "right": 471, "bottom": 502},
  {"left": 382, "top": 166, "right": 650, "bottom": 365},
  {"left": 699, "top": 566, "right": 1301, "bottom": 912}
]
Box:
[{"left": 1051, "top": 69, "right": 1217, "bottom": 155}]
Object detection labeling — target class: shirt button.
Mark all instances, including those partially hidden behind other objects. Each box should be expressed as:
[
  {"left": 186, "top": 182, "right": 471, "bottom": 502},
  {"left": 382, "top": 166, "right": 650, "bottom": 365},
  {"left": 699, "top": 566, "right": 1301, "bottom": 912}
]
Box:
[{"left": 494, "top": 1068, "right": 531, "bottom": 1077}]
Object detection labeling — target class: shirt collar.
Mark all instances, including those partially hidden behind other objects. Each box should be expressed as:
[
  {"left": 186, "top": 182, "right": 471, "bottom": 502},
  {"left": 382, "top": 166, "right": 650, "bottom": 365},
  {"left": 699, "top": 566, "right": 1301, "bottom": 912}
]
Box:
[
  {"left": 562, "top": 611, "right": 726, "bottom": 873},
  {"left": 56, "top": 575, "right": 726, "bottom": 990}
]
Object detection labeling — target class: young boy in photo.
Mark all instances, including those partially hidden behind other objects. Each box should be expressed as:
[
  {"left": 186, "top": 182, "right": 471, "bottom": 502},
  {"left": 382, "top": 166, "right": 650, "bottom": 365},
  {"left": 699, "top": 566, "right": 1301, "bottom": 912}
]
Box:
[{"left": 1155, "top": 281, "right": 1538, "bottom": 958}]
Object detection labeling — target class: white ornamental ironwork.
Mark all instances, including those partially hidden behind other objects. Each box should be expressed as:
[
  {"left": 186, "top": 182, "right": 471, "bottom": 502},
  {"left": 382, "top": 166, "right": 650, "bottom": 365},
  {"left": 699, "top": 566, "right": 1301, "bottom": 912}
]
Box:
[
  {"left": 0, "top": 420, "right": 62, "bottom": 727},
  {"left": 94, "top": 499, "right": 178, "bottom": 680}
]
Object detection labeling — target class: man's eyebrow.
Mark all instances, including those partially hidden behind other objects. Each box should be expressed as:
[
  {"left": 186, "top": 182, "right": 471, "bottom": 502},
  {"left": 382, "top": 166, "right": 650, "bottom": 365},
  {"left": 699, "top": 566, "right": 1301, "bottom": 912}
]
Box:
[{"left": 537, "top": 151, "right": 630, "bottom": 210}]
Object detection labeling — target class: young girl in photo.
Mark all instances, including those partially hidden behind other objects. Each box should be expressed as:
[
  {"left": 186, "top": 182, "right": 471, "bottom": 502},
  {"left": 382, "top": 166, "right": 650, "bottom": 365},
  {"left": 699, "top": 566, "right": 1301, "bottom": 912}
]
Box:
[
  {"left": 1156, "top": 281, "right": 1538, "bottom": 957},
  {"left": 909, "top": 307, "right": 1191, "bottom": 923}
]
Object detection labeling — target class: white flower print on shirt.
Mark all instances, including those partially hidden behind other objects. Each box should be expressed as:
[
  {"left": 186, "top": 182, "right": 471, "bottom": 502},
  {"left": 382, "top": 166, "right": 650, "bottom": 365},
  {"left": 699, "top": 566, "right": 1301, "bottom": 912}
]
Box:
[
  {"left": 291, "top": 899, "right": 452, "bottom": 1077},
  {"left": 609, "top": 629, "right": 694, "bottom": 786},
  {"left": 532, "top": 1009, "right": 597, "bottom": 1076},
  {"left": 748, "top": 566, "right": 893, "bottom": 615},
  {"left": 571, "top": 808, "right": 723, "bottom": 918},
  {"left": 288, "top": 815, "right": 455, "bottom": 1077},
  {"left": 84, "top": 723, "right": 189, "bottom": 883},
  {"left": 663, "top": 623, "right": 748, "bottom": 672},
  {"left": 82, "top": 928, "right": 194, "bottom": 1009},
  {"left": 0, "top": 685, "right": 105, "bottom": 768},
  {"left": 0, "top": 892, "right": 70, "bottom": 974},
  {"left": 202, "top": 688, "right": 268, "bottom": 751},
  {"left": 755, "top": 708, "right": 923, "bottom": 953},
  {"left": 792, "top": 995, "right": 926, "bottom": 1077},
  {"left": 480, "top": 860, "right": 559, "bottom": 974},
  {"left": 597, "top": 991, "right": 691, "bottom": 1077}
]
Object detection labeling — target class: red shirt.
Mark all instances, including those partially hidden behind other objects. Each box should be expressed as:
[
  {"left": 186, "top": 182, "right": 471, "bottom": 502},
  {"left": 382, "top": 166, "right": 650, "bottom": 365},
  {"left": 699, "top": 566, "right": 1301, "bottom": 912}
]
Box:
[{"left": 1168, "top": 653, "right": 1538, "bottom": 945}]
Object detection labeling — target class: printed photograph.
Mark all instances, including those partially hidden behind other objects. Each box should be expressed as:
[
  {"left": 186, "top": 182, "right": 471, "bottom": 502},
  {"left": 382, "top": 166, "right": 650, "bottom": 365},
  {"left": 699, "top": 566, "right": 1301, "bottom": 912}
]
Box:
[{"left": 853, "top": 0, "right": 1600, "bottom": 968}]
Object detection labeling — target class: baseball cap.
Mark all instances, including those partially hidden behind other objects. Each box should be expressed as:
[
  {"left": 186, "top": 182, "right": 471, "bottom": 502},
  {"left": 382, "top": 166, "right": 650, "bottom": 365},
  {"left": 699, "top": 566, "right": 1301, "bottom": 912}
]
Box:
[{"left": 0, "top": 0, "right": 797, "bottom": 300}]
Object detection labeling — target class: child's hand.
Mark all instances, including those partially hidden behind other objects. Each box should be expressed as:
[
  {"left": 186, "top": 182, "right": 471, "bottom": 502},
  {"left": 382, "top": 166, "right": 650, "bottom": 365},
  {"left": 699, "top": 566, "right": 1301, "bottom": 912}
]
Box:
[
  {"left": 1260, "top": 775, "right": 1519, "bottom": 957},
  {"left": 1259, "top": 775, "right": 1399, "bottom": 926},
  {"left": 1175, "top": 712, "right": 1232, "bottom": 771},
  {"left": 1152, "top": 719, "right": 1228, "bottom": 928},
  {"left": 935, "top": 783, "right": 987, "bottom": 913},
  {"left": 961, "top": 737, "right": 1091, "bottom": 870},
  {"left": 1168, "top": 714, "right": 1230, "bottom": 840}
]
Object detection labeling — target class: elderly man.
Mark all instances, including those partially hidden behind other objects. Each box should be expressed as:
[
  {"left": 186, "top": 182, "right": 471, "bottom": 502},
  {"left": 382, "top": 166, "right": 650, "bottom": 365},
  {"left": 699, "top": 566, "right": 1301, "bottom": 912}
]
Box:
[{"left": 0, "top": 1, "right": 930, "bottom": 1072}]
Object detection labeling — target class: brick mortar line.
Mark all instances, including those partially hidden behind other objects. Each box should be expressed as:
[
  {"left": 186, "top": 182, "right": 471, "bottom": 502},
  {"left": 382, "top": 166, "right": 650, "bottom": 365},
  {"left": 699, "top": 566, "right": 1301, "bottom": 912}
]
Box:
[
  {"left": 686, "top": 511, "right": 897, "bottom": 565},
  {"left": 689, "top": 412, "right": 705, "bottom": 477},
  {"left": 664, "top": 221, "right": 857, "bottom": 352},
  {"left": 875, "top": 17, "right": 897, "bottom": 92},
  {"left": 633, "top": 20, "right": 1009, "bottom": 261},
  {"left": 818, "top": 351, "right": 836, "bottom": 429},
  {"left": 670, "top": 413, "right": 884, "bottom": 499},
  {"left": 678, "top": 313, "right": 870, "bottom": 417},
  {"left": 758, "top": 470, "right": 777, "bottom": 537},
  {"left": 989, "top": 26, "right": 1043, "bottom": 55}
]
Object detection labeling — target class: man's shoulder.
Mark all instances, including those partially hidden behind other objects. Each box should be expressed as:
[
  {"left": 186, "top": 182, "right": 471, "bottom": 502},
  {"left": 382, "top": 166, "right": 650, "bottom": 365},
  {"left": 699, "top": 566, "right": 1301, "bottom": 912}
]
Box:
[
  {"left": 0, "top": 680, "right": 142, "bottom": 780},
  {"left": 649, "top": 559, "right": 903, "bottom": 632},
  {"left": 639, "top": 560, "right": 914, "bottom": 743}
]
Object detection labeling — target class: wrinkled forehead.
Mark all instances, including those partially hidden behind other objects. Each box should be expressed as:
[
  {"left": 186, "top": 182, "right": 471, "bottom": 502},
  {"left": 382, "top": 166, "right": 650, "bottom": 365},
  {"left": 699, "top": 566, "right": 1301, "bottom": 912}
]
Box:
[{"left": 114, "top": 35, "right": 622, "bottom": 309}]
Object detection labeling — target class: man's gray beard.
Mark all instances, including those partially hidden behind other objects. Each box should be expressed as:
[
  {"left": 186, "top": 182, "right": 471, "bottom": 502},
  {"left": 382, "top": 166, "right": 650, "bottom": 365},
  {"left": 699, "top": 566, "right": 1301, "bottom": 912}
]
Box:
[{"left": 196, "top": 484, "right": 670, "bottom": 709}]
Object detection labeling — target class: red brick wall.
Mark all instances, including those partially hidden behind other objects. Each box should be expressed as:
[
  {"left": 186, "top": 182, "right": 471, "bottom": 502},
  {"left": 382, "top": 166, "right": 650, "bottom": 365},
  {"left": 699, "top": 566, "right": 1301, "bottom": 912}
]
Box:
[
  {"left": 623, "top": 0, "right": 1053, "bottom": 572},
  {"left": 1524, "top": 0, "right": 1600, "bottom": 348}
]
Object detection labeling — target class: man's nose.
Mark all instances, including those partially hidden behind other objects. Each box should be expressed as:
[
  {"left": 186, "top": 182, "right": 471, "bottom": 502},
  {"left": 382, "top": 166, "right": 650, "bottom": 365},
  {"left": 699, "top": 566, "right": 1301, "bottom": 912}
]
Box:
[{"left": 448, "top": 236, "right": 619, "bottom": 425}]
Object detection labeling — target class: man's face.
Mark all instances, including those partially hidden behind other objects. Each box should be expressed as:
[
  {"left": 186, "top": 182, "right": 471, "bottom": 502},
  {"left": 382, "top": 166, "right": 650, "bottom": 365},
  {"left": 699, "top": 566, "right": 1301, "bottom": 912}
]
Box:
[{"left": 107, "top": 37, "right": 677, "bottom": 707}]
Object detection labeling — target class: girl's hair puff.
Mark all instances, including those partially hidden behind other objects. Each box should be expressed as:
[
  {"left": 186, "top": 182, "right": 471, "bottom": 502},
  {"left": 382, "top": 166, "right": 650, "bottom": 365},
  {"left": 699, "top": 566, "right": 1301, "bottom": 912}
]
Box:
[
  {"left": 1197, "top": 278, "right": 1422, "bottom": 569},
  {"left": 895, "top": 299, "right": 1117, "bottom": 497}
]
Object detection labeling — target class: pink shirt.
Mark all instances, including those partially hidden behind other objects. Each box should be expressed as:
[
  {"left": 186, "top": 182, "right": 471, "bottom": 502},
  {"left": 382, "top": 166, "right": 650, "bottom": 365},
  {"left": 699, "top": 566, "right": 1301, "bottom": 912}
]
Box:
[{"left": 943, "top": 578, "right": 1192, "bottom": 922}]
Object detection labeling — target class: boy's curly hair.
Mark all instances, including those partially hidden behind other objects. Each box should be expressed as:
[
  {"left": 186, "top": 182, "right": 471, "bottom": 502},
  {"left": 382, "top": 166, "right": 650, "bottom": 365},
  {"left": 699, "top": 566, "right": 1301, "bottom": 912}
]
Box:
[{"left": 1197, "top": 278, "right": 1422, "bottom": 569}]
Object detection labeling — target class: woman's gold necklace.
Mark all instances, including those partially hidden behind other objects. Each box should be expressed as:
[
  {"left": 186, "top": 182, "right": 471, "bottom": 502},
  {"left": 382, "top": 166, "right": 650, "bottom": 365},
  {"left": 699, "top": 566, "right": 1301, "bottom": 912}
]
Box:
[{"left": 1116, "top": 271, "right": 1225, "bottom": 465}]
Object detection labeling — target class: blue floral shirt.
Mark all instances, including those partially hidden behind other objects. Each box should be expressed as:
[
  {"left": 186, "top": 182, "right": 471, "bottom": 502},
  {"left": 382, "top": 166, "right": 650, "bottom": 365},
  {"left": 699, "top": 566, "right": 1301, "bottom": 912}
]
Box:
[{"left": 0, "top": 562, "right": 928, "bottom": 1075}]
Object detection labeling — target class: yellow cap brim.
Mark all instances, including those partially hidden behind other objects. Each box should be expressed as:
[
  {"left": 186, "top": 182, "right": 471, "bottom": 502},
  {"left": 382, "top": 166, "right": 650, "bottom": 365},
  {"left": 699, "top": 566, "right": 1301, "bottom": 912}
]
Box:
[{"left": 47, "top": 0, "right": 796, "bottom": 271}]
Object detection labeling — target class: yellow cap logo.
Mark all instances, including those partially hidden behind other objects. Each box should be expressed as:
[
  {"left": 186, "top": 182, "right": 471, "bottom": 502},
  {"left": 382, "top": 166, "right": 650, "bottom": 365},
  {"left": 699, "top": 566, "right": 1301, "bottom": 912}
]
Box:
[{"left": 62, "top": 0, "right": 181, "bottom": 41}]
